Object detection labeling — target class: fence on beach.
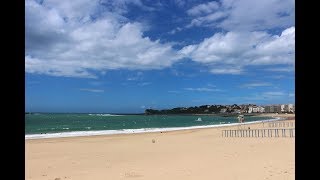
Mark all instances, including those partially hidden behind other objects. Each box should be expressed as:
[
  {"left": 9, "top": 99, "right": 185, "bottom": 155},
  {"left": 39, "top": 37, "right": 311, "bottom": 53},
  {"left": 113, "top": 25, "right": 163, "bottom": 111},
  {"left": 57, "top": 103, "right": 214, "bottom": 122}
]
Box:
[
  {"left": 264, "top": 121, "right": 295, "bottom": 128},
  {"left": 222, "top": 128, "right": 295, "bottom": 138}
]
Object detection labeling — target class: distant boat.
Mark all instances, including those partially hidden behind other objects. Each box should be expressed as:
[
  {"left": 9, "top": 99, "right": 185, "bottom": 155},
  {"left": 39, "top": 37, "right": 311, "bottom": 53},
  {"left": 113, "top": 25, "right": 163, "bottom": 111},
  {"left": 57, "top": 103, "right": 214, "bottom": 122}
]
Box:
[{"left": 196, "top": 117, "right": 202, "bottom": 121}]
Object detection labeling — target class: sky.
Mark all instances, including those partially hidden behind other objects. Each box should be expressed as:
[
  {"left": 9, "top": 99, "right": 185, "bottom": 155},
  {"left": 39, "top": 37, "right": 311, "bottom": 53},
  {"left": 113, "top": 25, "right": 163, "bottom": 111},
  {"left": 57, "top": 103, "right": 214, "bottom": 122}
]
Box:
[{"left": 25, "top": 0, "right": 295, "bottom": 113}]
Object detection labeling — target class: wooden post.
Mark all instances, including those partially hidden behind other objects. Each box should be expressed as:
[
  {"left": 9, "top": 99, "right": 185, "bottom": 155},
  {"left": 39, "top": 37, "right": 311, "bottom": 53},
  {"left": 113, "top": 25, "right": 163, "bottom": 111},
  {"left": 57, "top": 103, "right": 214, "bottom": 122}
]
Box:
[
  {"left": 293, "top": 129, "right": 295, "bottom": 137},
  {"left": 289, "top": 129, "right": 292, "bottom": 137}
]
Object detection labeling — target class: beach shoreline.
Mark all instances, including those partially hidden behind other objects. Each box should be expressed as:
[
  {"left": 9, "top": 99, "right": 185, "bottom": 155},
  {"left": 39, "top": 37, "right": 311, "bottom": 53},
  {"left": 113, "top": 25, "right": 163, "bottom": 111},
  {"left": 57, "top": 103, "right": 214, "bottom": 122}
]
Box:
[{"left": 25, "top": 113, "right": 290, "bottom": 140}]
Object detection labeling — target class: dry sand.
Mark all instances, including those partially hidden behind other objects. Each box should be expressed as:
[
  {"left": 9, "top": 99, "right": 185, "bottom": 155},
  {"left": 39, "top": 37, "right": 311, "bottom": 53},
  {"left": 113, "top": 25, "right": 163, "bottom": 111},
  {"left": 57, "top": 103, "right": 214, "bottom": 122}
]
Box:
[{"left": 26, "top": 114, "right": 295, "bottom": 180}]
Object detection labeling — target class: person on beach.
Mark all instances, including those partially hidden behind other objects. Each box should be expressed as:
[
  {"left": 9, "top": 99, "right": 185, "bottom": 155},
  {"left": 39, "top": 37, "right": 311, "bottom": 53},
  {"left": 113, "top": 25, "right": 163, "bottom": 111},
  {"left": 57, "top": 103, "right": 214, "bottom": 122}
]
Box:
[
  {"left": 238, "top": 115, "right": 245, "bottom": 123},
  {"left": 237, "top": 115, "right": 245, "bottom": 129}
]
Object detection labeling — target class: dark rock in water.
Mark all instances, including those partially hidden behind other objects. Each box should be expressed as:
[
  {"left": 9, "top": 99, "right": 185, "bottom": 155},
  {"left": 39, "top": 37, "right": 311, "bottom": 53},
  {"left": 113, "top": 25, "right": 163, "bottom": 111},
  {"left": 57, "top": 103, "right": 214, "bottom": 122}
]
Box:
[{"left": 152, "top": 139, "right": 155, "bottom": 143}]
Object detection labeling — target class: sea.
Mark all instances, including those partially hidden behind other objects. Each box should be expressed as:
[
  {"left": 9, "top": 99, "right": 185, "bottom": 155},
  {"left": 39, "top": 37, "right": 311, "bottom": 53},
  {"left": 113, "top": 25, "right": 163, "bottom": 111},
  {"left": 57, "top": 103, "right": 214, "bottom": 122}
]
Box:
[{"left": 25, "top": 113, "right": 278, "bottom": 139}]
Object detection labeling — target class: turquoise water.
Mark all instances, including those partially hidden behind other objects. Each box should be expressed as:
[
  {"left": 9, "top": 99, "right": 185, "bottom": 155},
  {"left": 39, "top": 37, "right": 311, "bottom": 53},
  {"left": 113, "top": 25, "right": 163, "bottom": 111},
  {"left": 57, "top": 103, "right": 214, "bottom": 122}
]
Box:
[{"left": 25, "top": 113, "right": 273, "bottom": 135}]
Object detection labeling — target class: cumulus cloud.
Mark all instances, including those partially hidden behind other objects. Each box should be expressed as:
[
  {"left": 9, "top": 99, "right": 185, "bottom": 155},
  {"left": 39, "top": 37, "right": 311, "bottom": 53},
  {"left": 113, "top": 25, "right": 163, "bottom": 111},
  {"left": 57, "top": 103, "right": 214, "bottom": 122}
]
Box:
[
  {"left": 25, "top": 0, "right": 181, "bottom": 78},
  {"left": 179, "top": 27, "right": 295, "bottom": 74},
  {"left": 26, "top": 0, "right": 295, "bottom": 77},
  {"left": 187, "top": 0, "right": 294, "bottom": 31}
]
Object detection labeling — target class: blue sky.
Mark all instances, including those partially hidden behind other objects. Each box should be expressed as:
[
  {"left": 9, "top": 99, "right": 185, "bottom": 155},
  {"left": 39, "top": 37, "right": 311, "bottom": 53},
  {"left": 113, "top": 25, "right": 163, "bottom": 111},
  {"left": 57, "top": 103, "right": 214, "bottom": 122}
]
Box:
[{"left": 25, "top": 0, "right": 295, "bottom": 113}]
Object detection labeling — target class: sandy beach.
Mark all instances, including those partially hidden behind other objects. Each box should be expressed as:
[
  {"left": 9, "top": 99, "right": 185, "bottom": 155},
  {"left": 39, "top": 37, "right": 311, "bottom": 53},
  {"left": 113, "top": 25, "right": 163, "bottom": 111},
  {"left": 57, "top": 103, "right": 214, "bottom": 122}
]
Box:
[{"left": 26, "top": 114, "right": 295, "bottom": 180}]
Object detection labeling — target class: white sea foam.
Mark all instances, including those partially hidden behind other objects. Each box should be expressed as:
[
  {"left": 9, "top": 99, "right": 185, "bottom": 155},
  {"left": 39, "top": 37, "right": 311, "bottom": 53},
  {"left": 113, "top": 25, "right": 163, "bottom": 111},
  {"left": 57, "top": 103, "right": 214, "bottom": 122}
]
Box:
[{"left": 25, "top": 117, "right": 282, "bottom": 140}]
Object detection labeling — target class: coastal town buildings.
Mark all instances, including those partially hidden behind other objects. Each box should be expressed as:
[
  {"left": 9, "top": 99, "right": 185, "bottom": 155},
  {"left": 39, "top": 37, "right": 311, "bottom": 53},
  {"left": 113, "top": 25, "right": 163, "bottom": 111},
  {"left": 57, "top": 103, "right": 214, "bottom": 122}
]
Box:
[
  {"left": 220, "top": 108, "right": 227, "bottom": 113},
  {"left": 264, "top": 105, "right": 284, "bottom": 113},
  {"left": 145, "top": 103, "right": 294, "bottom": 115}
]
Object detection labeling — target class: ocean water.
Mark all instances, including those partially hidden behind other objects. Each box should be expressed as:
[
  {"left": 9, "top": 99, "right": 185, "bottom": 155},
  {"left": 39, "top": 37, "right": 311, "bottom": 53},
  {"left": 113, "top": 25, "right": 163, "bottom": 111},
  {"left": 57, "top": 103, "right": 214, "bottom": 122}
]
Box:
[{"left": 25, "top": 113, "right": 275, "bottom": 139}]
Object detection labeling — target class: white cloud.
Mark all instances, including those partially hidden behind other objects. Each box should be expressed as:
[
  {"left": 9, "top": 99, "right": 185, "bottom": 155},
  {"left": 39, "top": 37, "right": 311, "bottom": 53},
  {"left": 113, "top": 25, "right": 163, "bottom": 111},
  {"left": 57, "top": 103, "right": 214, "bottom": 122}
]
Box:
[
  {"left": 209, "top": 67, "right": 243, "bottom": 75},
  {"left": 99, "top": 0, "right": 155, "bottom": 14},
  {"left": 289, "top": 93, "right": 295, "bottom": 97},
  {"left": 25, "top": 0, "right": 181, "bottom": 78},
  {"left": 139, "top": 82, "right": 152, "bottom": 86},
  {"left": 266, "top": 67, "right": 294, "bottom": 72},
  {"left": 187, "top": 1, "right": 219, "bottom": 16},
  {"left": 168, "top": 27, "right": 183, "bottom": 35},
  {"left": 240, "top": 82, "right": 272, "bottom": 88},
  {"left": 80, "top": 88, "right": 104, "bottom": 93},
  {"left": 184, "top": 87, "right": 222, "bottom": 92},
  {"left": 263, "top": 91, "right": 286, "bottom": 96},
  {"left": 187, "top": 0, "right": 294, "bottom": 31},
  {"left": 26, "top": 0, "right": 295, "bottom": 78},
  {"left": 179, "top": 27, "right": 294, "bottom": 74},
  {"left": 127, "top": 72, "right": 144, "bottom": 81},
  {"left": 187, "top": 12, "right": 228, "bottom": 28}
]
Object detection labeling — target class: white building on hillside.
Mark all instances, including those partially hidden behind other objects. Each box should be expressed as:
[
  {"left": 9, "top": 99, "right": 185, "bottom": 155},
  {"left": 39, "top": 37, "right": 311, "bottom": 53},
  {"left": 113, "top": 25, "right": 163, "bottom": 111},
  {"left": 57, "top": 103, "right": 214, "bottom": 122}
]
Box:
[{"left": 258, "top": 106, "right": 265, "bottom": 113}]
